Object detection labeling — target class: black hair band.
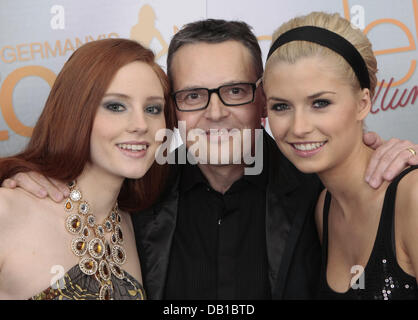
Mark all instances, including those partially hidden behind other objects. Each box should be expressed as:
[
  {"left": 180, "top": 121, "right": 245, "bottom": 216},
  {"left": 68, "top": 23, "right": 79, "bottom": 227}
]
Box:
[{"left": 266, "top": 26, "right": 370, "bottom": 89}]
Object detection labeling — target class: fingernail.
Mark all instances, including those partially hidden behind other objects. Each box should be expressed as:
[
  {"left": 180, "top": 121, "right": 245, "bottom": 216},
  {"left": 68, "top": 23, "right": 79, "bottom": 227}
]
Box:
[
  {"left": 54, "top": 193, "right": 64, "bottom": 202},
  {"left": 38, "top": 190, "right": 47, "bottom": 197},
  {"left": 370, "top": 178, "right": 379, "bottom": 189},
  {"left": 384, "top": 173, "right": 393, "bottom": 181}
]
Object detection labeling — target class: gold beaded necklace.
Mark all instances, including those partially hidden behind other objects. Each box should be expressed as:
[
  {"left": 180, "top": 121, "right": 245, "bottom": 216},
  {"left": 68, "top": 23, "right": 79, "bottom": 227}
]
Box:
[{"left": 64, "top": 180, "right": 127, "bottom": 300}]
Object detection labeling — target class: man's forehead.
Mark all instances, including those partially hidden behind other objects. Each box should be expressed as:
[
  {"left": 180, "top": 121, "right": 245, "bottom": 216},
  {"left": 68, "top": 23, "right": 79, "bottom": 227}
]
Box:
[{"left": 170, "top": 41, "right": 258, "bottom": 90}]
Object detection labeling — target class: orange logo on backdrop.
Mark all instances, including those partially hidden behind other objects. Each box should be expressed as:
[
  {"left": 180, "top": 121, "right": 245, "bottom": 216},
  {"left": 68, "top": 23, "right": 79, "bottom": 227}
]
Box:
[
  {"left": 0, "top": 33, "right": 119, "bottom": 141},
  {"left": 0, "top": 4, "right": 167, "bottom": 142},
  {"left": 342, "top": 0, "right": 418, "bottom": 113},
  {"left": 130, "top": 4, "right": 168, "bottom": 60}
]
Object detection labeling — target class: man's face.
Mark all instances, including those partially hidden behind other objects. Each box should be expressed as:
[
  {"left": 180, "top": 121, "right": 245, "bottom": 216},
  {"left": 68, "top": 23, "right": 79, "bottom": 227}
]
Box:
[{"left": 170, "top": 40, "right": 265, "bottom": 165}]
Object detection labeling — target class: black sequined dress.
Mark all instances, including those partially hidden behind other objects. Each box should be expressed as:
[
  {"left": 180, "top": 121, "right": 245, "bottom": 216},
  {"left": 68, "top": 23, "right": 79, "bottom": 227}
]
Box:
[{"left": 318, "top": 166, "right": 418, "bottom": 300}]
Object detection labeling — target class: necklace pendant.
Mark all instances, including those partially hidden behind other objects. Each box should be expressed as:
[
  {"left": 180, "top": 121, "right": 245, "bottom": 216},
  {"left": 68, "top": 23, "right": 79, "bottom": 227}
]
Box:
[
  {"left": 64, "top": 199, "right": 73, "bottom": 212},
  {"left": 69, "top": 189, "right": 82, "bottom": 202},
  {"left": 112, "top": 245, "right": 127, "bottom": 265},
  {"left": 88, "top": 238, "right": 105, "bottom": 260},
  {"left": 98, "top": 260, "right": 111, "bottom": 281},
  {"left": 109, "top": 262, "right": 125, "bottom": 280},
  {"left": 66, "top": 214, "right": 83, "bottom": 234},
  {"left": 81, "top": 226, "right": 90, "bottom": 238},
  {"left": 111, "top": 232, "right": 118, "bottom": 245},
  {"left": 71, "top": 237, "right": 87, "bottom": 256},
  {"left": 78, "top": 201, "right": 90, "bottom": 215},
  {"left": 79, "top": 257, "right": 98, "bottom": 275},
  {"left": 104, "top": 241, "right": 112, "bottom": 261},
  {"left": 114, "top": 225, "right": 124, "bottom": 244},
  {"left": 110, "top": 211, "right": 117, "bottom": 223},
  {"left": 95, "top": 225, "right": 105, "bottom": 238},
  {"left": 99, "top": 283, "right": 113, "bottom": 300},
  {"left": 86, "top": 214, "right": 96, "bottom": 227},
  {"left": 104, "top": 219, "right": 112, "bottom": 232}
]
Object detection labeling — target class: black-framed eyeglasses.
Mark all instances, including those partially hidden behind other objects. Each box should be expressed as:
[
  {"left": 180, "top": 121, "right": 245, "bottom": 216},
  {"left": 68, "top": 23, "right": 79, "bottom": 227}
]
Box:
[{"left": 172, "top": 79, "right": 262, "bottom": 112}]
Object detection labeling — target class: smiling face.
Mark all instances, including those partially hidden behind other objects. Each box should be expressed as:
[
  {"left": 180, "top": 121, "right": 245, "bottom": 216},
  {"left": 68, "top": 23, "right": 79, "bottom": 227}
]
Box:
[
  {"left": 170, "top": 40, "right": 266, "bottom": 165},
  {"left": 90, "top": 61, "right": 166, "bottom": 181},
  {"left": 263, "top": 56, "right": 370, "bottom": 174}
]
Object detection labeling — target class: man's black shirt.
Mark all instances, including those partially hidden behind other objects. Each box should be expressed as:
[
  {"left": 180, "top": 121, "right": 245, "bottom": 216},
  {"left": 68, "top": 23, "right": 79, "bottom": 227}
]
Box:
[
  {"left": 133, "top": 131, "right": 322, "bottom": 300},
  {"left": 164, "top": 162, "right": 271, "bottom": 299}
]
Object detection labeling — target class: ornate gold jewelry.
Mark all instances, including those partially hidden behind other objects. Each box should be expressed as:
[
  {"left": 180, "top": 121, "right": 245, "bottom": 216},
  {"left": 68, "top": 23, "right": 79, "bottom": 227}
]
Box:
[
  {"left": 407, "top": 147, "right": 416, "bottom": 157},
  {"left": 64, "top": 180, "right": 126, "bottom": 300}
]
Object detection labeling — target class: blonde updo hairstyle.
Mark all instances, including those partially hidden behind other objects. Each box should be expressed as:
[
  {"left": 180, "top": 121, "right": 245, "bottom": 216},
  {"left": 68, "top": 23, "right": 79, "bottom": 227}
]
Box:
[{"left": 264, "top": 12, "right": 378, "bottom": 98}]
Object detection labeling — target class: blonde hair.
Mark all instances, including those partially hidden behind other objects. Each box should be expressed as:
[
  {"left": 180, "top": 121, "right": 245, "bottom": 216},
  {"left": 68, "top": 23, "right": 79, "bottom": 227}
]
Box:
[{"left": 265, "top": 12, "right": 378, "bottom": 97}]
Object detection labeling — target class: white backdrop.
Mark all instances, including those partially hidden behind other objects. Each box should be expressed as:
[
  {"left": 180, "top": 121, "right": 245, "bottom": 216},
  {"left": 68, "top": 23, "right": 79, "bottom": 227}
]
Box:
[{"left": 0, "top": 0, "right": 417, "bottom": 156}]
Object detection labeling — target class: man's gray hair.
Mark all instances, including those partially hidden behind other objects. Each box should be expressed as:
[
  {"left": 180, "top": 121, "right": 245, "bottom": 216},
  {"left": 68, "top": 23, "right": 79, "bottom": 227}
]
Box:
[{"left": 167, "top": 19, "right": 263, "bottom": 85}]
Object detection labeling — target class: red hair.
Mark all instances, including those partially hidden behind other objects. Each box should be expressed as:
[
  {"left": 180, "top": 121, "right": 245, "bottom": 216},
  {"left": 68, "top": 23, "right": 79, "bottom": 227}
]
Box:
[{"left": 0, "top": 38, "right": 176, "bottom": 212}]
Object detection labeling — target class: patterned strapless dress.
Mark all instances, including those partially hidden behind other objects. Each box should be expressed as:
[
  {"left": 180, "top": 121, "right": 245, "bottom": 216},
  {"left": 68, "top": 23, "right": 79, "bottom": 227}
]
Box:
[{"left": 29, "top": 264, "right": 145, "bottom": 300}]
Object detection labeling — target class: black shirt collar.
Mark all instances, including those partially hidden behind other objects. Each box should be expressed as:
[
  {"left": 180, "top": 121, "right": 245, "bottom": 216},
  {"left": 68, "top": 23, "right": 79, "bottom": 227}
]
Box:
[
  {"left": 180, "top": 162, "right": 208, "bottom": 193},
  {"left": 179, "top": 155, "right": 268, "bottom": 194}
]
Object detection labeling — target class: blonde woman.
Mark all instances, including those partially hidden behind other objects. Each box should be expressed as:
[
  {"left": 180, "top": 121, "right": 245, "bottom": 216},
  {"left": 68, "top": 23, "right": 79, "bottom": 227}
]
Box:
[{"left": 263, "top": 12, "right": 418, "bottom": 299}]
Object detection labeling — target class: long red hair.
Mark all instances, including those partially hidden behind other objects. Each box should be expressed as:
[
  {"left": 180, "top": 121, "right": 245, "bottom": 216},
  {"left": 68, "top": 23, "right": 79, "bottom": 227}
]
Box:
[{"left": 0, "top": 38, "right": 176, "bottom": 212}]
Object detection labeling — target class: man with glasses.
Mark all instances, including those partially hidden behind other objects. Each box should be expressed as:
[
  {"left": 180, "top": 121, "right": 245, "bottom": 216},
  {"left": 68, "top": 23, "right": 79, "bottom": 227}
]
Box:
[
  {"left": 133, "top": 24, "right": 279, "bottom": 299},
  {"left": 154, "top": 33, "right": 276, "bottom": 299},
  {"left": 172, "top": 78, "right": 264, "bottom": 173},
  {"left": 173, "top": 80, "right": 261, "bottom": 112},
  {"left": 4, "top": 19, "right": 417, "bottom": 300}
]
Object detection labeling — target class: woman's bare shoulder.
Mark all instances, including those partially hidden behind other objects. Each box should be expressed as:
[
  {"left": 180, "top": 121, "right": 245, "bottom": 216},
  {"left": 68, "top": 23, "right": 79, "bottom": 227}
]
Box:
[
  {"left": 0, "top": 188, "right": 29, "bottom": 266},
  {"left": 394, "top": 168, "right": 418, "bottom": 270},
  {"left": 394, "top": 168, "right": 418, "bottom": 244},
  {"left": 0, "top": 188, "right": 45, "bottom": 233},
  {"left": 396, "top": 168, "right": 418, "bottom": 212},
  {"left": 315, "top": 188, "right": 328, "bottom": 244},
  {"left": 0, "top": 188, "right": 20, "bottom": 222}
]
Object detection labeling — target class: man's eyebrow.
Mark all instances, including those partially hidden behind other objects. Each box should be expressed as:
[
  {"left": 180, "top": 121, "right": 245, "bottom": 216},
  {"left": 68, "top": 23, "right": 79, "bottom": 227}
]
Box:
[
  {"left": 177, "top": 80, "right": 254, "bottom": 91},
  {"left": 175, "top": 86, "right": 205, "bottom": 91}
]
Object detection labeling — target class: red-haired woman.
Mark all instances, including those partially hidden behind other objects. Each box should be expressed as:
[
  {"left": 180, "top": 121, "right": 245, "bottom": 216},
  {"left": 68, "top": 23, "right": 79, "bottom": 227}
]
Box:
[{"left": 0, "top": 38, "right": 175, "bottom": 300}]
